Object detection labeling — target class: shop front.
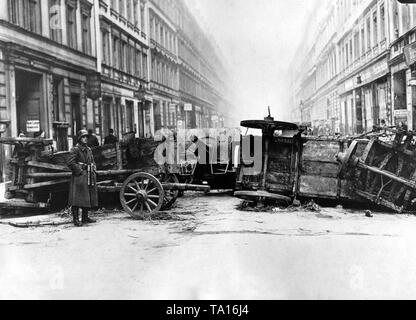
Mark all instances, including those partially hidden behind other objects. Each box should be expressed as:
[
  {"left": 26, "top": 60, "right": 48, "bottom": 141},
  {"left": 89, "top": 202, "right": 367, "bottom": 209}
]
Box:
[
  {"left": 399, "top": 41, "right": 416, "bottom": 130},
  {"left": 338, "top": 57, "right": 390, "bottom": 134}
]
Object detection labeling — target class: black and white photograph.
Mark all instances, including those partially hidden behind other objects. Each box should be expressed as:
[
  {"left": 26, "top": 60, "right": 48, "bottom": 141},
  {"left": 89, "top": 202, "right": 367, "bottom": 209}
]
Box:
[{"left": 1, "top": 0, "right": 416, "bottom": 303}]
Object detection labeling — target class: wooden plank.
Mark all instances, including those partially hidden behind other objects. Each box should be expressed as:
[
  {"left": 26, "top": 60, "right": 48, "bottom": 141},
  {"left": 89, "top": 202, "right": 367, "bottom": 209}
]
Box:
[
  {"left": 266, "top": 172, "right": 292, "bottom": 190},
  {"left": 0, "top": 200, "right": 49, "bottom": 209},
  {"left": 162, "top": 183, "right": 210, "bottom": 192},
  {"left": 302, "top": 141, "right": 341, "bottom": 161},
  {"left": 26, "top": 172, "right": 72, "bottom": 178},
  {"left": 27, "top": 161, "right": 70, "bottom": 172},
  {"left": 298, "top": 176, "right": 338, "bottom": 198},
  {"left": 356, "top": 190, "right": 401, "bottom": 213},
  {"left": 23, "top": 179, "right": 70, "bottom": 190},
  {"left": 301, "top": 161, "right": 340, "bottom": 178}
]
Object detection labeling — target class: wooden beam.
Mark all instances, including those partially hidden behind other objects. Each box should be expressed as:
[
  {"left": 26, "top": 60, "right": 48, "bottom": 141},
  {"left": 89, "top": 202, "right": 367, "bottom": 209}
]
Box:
[
  {"left": 162, "top": 183, "right": 210, "bottom": 192},
  {"left": 26, "top": 172, "right": 72, "bottom": 178},
  {"left": 23, "top": 179, "right": 70, "bottom": 190},
  {"left": 0, "top": 200, "right": 50, "bottom": 209},
  {"left": 27, "top": 161, "right": 71, "bottom": 172}
]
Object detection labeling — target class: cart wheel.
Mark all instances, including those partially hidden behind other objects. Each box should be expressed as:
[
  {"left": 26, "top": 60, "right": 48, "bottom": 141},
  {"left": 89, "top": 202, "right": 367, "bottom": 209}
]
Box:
[
  {"left": 158, "top": 173, "right": 180, "bottom": 210},
  {"left": 120, "top": 172, "right": 164, "bottom": 219},
  {"left": 234, "top": 190, "right": 291, "bottom": 205}
]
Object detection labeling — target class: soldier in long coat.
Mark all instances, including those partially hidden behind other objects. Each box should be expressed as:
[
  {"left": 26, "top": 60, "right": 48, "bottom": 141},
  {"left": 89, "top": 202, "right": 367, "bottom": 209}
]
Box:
[{"left": 67, "top": 129, "right": 98, "bottom": 226}]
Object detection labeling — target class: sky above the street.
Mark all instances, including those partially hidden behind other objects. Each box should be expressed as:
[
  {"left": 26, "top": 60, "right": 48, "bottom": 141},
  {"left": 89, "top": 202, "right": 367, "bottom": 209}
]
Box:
[{"left": 184, "top": 0, "right": 319, "bottom": 123}]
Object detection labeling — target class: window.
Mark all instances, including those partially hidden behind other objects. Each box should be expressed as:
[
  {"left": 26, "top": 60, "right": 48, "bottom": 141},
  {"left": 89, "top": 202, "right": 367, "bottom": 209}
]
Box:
[
  {"left": 121, "top": 42, "right": 127, "bottom": 72},
  {"left": 366, "top": 16, "right": 371, "bottom": 50},
  {"left": 360, "top": 27, "right": 365, "bottom": 55},
  {"left": 402, "top": 4, "right": 411, "bottom": 32},
  {"left": 354, "top": 32, "right": 359, "bottom": 60},
  {"left": 111, "top": 0, "right": 117, "bottom": 11},
  {"left": 131, "top": 46, "right": 136, "bottom": 75},
  {"left": 8, "top": 0, "right": 42, "bottom": 34},
  {"left": 150, "top": 17, "right": 154, "bottom": 38},
  {"left": 140, "top": 1, "right": 146, "bottom": 31},
  {"left": 126, "top": 101, "right": 134, "bottom": 133},
  {"left": 134, "top": 0, "right": 139, "bottom": 27},
  {"left": 392, "top": 1, "right": 399, "bottom": 38},
  {"left": 66, "top": 0, "right": 77, "bottom": 49},
  {"left": 102, "top": 30, "right": 110, "bottom": 64},
  {"left": 127, "top": 0, "right": 132, "bottom": 23},
  {"left": 345, "top": 43, "right": 349, "bottom": 66},
  {"left": 372, "top": 11, "right": 378, "bottom": 45},
  {"left": 113, "top": 37, "right": 120, "bottom": 69},
  {"left": 49, "top": 0, "right": 62, "bottom": 43},
  {"left": 142, "top": 53, "right": 148, "bottom": 80},
  {"left": 136, "top": 50, "right": 142, "bottom": 77},
  {"left": 81, "top": 3, "right": 92, "bottom": 55},
  {"left": 119, "top": 0, "right": 125, "bottom": 17},
  {"left": 380, "top": 4, "right": 385, "bottom": 40}
]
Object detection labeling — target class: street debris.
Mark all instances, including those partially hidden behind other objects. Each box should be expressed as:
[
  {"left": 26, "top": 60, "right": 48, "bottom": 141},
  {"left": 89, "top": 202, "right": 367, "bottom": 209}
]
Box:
[
  {"left": 304, "top": 200, "right": 321, "bottom": 212},
  {"left": 365, "top": 210, "right": 373, "bottom": 218}
]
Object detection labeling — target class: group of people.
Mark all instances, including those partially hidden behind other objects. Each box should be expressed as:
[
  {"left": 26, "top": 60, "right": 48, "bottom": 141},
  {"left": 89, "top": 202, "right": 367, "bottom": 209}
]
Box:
[{"left": 86, "top": 129, "right": 119, "bottom": 147}]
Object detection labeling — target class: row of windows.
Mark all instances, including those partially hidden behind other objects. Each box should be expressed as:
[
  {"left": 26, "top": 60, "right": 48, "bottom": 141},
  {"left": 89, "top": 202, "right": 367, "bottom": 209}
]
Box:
[
  {"left": 178, "top": 40, "right": 217, "bottom": 86},
  {"left": 156, "top": 100, "right": 177, "bottom": 128},
  {"left": 101, "top": 29, "right": 148, "bottom": 79},
  {"left": 180, "top": 72, "right": 214, "bottom": 103},
  {"left": 316, "top": 50, "right": 337, "bottom": 88},
  {"left": 110, "top": 0, "right": 146, "bottom": 31},
  {"left": 336, "top": 0, "right": 365, "bottom": 26},
  {"left": 8, "top": 0, "right": 92, "bottom": 55},
  {"left": 339, "top": 2, "right": 386, "bottom": 72},
  {"left": 151, "top": 57, "right": 177, "bottom": 88},
  {"left": 151, "top": 0, "right": 177, "bottom": 26},
  {"left": 149, "top": 12, "right": 176, "bottom": 54}
]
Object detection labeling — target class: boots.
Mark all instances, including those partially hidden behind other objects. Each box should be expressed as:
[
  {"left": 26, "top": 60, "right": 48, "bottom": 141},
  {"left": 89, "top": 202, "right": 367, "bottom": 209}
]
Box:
[
  {"left": 82, "top": 209, "right": 96, "bottom": 224},
  {"left": 72, "top": 207, "right": 82, "bottom": 227}
]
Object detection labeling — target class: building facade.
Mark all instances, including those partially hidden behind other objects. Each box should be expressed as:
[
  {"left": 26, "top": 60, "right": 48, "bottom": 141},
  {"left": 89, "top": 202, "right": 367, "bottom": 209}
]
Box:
[
  {"left": 0, "top": 0, "right": 233, "bottom": 181},
  {"left": 291, "top": 0, "right": 416, "bottom": 136}
]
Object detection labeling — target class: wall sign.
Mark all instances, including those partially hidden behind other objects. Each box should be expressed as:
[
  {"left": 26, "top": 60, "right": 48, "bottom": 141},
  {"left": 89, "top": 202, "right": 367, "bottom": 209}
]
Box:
[
  {"left": 26, "top": 120, "right": 40, "bottom": 133},
  {"left": 184, "top": 103, "right": 193, "bottom": 111}
]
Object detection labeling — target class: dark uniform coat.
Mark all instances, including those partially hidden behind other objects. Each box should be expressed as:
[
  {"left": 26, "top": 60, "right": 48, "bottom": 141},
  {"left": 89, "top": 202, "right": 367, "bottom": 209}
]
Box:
[{"left": 67, "top": 143, "right": 98, "bottom": 208}]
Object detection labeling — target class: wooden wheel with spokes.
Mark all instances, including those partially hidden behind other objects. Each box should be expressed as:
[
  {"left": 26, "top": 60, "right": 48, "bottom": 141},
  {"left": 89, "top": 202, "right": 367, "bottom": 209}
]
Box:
[{"left": 120, "top": 173, "right": 164, "bottom": 219}]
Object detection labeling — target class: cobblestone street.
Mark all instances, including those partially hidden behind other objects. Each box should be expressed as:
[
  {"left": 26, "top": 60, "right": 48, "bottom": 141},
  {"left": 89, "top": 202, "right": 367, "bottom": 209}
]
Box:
[{"left": 1, "top": 193, "right": 416, "bottom": 299}]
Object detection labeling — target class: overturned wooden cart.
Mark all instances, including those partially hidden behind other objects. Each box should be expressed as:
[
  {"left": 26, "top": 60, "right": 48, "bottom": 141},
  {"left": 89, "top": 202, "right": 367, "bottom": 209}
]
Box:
[
  {"left": 234, "top": 113, "right": 416, "bottom": 213},
  {"left": 234, "top": 113, "right": 368, "bottom": 207},
  {"left": 337, "top": 127, "right": 416, "bottom": 213},
  {"left": 0, "top": 136, "right": 209, "bottom": 218}
]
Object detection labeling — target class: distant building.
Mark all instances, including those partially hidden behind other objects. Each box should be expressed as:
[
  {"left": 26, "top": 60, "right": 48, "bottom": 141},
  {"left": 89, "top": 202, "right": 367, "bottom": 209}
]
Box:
[
  {"left": 0, "top": 0, "right": 234, "bottom": 181},
  {"left": 291, "top": 0, "right": 416, "bottom": 135}
]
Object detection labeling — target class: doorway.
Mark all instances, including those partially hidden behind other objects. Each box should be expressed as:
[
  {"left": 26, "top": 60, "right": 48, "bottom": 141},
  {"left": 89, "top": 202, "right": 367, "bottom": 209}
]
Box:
[
  {"left": 71, "top": 93, "right": 81, "bottom": 140},
  {"left": 355, "top": 89, "right": 363, "bottom": 134},
  {"left": 15, "top": 70, "right": 43, "bottom": 136}
]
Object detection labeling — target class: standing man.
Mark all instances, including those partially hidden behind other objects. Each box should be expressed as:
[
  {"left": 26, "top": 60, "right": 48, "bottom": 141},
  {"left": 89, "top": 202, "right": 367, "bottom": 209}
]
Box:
[
  {"left": 87, "top": 129, "right": 100, "bottom": 148},
  {"left": 104, "top": 128, "right": 119, "bottom": 145},
  {"left": 67, "top": 129, "right": 98, "bottom": 227}
]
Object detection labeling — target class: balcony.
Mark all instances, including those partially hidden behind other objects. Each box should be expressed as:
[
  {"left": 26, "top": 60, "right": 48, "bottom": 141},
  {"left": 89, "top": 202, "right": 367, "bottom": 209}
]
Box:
[{"left": 150, "top": 39, "right": 177, "bottom": 61}]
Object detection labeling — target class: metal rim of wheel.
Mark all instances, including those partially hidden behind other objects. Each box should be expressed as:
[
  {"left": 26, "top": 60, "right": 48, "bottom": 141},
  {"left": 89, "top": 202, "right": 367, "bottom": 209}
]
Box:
[
  {"left": 120, "top": 172, "right": 164, "bottom": 219},
  {"left": 158, "top": 173, "right": 180, "bottom": 210},
  {"left": 234, "top": 190, "right": 291, "bottom": 205}
]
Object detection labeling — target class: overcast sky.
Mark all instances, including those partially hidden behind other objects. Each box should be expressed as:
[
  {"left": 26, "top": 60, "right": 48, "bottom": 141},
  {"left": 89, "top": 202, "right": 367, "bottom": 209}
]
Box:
[{"left": 184, "top": 0, "right": 319, "bottom": 123}]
